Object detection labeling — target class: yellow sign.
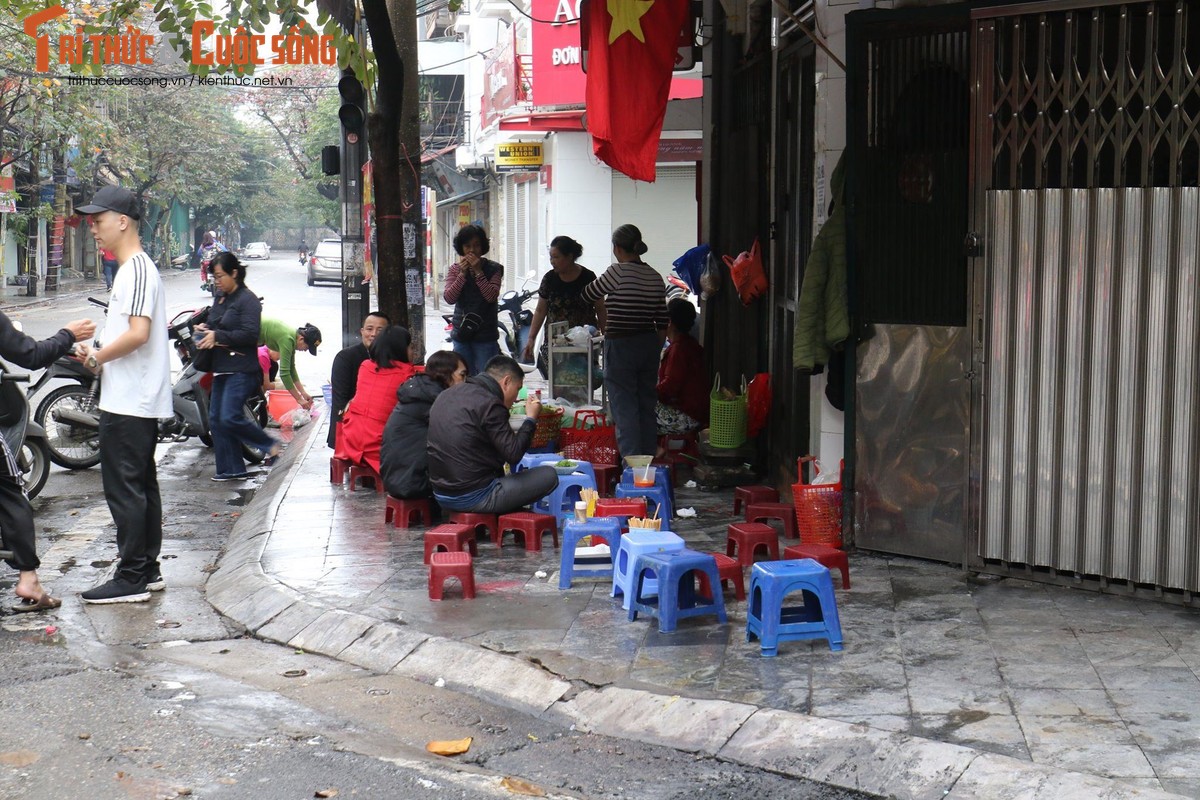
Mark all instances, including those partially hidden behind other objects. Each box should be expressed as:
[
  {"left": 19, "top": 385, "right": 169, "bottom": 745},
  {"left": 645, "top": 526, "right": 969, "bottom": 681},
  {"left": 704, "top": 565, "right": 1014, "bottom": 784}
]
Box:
[{"left": 495, "top": 142, "right": 543, "bottom": 171}]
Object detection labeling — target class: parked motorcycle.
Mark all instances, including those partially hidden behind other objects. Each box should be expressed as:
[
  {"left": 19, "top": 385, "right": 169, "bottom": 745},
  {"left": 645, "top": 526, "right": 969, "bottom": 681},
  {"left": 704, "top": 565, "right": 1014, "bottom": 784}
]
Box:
[
  {"left": 498, "top": 287, "right": 535, "bottom": 363},
  {"left": 34, "top": 297, "right": 106, "bottom": 469},
  {"left": 0, "top": 369, "right": 51, "bottom": 499},
  {"left": 170, "top": 247, "right": 195, "bottom": 270}
]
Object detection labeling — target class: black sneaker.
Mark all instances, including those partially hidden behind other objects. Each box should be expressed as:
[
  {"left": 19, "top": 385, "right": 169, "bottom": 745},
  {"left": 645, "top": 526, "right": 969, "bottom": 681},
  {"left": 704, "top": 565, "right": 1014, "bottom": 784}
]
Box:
[
  {"left": 211, "top": 472, "right": 252, "bottom": 482},
  {"left": 145, "top": 574, "right": 166, "bottom": 592},
  {"left": 81, "top": 578, "right": 150, "bottom": 605}
]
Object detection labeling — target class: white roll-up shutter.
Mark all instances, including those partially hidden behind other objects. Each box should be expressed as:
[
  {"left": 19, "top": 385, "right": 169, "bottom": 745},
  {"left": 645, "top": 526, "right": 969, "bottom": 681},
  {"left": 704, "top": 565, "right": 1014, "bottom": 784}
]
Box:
[{"left": 611, "top": 165, "right": 698, "bottom": 276}]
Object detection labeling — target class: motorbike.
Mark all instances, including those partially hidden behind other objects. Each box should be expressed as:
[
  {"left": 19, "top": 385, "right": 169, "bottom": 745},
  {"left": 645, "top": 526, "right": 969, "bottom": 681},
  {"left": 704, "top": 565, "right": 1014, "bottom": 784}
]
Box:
[
  {"left": 33, "top": 297, "right": 107, "bottom": 469},
  {"left": 36, "top": 298, "right": 268, "bottom": 467},
  {"left": 170, "top": 247, "right": 194, "bottom": 270},
  {"left": 198, "top": 244, "right": 221, "bottom": 294},
  {"left": 498, "top": 286, "right": 536, "bottom": 363},
  {"left": 0, "top": 368, "right": 51, "bottom": 499}
]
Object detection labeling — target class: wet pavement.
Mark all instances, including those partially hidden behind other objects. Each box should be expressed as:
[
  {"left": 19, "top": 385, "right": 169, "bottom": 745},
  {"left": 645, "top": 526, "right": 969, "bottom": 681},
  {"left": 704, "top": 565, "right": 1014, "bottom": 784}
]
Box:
[{"left": 210, "top": 414, "right": 1200, "bottom": 798}]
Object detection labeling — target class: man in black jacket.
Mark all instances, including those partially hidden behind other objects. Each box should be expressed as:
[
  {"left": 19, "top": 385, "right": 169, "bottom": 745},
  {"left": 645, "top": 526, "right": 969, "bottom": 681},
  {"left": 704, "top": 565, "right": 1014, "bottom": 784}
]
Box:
[
  {"left": 428, "top": 355, "right": 557, "bottom": 514},
  {"left": 327, "top": 311, "right": 390, "bottom": 448},
  {"left": 0, "top": 311, "right": 95, "bottom": 611}
]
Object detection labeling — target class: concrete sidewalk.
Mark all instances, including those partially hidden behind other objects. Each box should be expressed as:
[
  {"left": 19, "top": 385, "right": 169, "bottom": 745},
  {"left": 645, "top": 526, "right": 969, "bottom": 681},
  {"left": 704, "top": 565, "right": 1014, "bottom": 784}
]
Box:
[{"left": 208, "top": 416, "right": 1199, "bottom": 799}]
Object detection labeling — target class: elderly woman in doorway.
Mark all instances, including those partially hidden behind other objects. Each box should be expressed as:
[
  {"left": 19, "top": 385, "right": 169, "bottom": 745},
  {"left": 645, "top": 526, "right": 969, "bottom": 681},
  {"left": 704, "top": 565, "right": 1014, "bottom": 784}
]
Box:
[
  {"left": 443, "top": 224, "right": 504, "bottom": 375},
  {"left": 581, "top": 224, "right": 669, "bottom": 459}
]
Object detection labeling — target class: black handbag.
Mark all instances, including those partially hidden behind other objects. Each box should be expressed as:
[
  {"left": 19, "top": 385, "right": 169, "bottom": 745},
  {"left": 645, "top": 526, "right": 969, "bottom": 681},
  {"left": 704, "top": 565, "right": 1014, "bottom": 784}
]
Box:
[
  {"left": 453, "top": 312, "right": 483, "bottom": 341},
  {"left": 192, "top": 345, "right": 214, "bottom": 373}
]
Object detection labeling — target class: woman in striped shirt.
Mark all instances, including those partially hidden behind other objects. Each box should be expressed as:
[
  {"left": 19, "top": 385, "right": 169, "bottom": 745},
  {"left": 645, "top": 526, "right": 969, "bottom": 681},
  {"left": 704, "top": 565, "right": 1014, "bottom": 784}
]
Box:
[{"left": 582, "top": 224, "right": 669, "bottom": 459}]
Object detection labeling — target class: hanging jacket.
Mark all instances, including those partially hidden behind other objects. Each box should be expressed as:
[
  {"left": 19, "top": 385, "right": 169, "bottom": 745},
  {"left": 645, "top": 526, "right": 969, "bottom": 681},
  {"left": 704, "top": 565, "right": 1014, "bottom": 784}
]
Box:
[{"left": 792, "top": 155, "right": 850, "bottom": 371}]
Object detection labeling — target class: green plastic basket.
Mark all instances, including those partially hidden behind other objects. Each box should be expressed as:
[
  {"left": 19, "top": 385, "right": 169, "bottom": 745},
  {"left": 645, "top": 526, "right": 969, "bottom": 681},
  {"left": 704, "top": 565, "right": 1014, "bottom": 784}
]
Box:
[{"left": 709, "top": 374, "right": 747, "bottom": 449}]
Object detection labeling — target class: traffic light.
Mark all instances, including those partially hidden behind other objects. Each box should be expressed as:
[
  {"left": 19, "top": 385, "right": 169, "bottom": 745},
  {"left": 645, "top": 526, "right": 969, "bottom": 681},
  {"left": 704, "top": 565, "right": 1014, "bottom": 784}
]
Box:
[{"left": 337, "top": 73, "right": 366, "bottom": 145}]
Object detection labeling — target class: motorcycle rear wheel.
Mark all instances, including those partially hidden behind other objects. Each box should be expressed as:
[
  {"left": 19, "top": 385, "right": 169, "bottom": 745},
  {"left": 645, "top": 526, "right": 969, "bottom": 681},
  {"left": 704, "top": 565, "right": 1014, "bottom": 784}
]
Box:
[
  {"left": 36, "top": 385, "right": 102, "bottom": 469},
  {"left": 19, "top": 437, "right": 51, "bottom": 499}
]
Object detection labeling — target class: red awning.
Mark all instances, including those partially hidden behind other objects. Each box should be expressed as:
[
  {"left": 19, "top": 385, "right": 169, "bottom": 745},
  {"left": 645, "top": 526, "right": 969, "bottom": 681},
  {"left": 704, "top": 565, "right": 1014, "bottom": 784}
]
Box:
[{"left": 499, "top": 110, "right": 586, "bottom": 132}]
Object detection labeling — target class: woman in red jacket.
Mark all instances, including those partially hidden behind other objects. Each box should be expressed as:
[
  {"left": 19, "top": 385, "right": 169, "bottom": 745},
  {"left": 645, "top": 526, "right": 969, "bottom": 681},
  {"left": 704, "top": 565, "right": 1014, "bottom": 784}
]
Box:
[
  {"left": 334, "top": 325, "right": 417, "bottom": 473},
  {"left": 656, "top": 298, "right": 708, "bottom": 439}
]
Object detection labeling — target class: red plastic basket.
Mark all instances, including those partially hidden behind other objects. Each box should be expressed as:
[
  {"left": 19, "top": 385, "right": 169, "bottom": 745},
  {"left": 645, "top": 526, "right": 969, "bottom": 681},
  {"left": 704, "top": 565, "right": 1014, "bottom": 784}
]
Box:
[
  {"left": 559, "top": 410, "right": 619, "bottom": 466},
  {"left": 791, "top": 456, "right": 844, "bottom": 548},
  {"left": 531, "top": 407, "right": 565, "bottom": 448}
]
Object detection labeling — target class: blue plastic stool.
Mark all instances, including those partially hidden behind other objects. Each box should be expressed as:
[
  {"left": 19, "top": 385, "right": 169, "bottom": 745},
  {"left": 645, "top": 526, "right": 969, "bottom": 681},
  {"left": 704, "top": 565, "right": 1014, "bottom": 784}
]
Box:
[
  {"left": 628, "top": 549, "right": 728, "bottom": 633},
  {"left": 623, "top": 464, "right": 675, "bottom": 511},
  {"left": 519, "top": 453, "right": 597, "bottom": 485},
  {"left": 746, "top": 559, "right": 843, "bottom": 656},
  {"left": 559, "top": 517, "right": 621, "bottom": 589},
  {"left": 615, "top": 483, "right": 673, "bottom": 523},
  {"left": 611, "top": 530, "right": 685, "bottom": 609},
  {"left": 534, "top": 472, "right": 599, "bottom": 529}
]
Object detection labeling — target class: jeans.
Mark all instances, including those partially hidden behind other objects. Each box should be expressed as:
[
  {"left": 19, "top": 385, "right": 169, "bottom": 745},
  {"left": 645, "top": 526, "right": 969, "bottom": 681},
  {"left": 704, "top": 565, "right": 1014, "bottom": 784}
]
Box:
[
  {"left": 210, "top": 371, "right": 276, "bottom": 476},
  {"left": 603, "top": 332, "right": 662, "bottom": 459},
  {"left": 435, "top": 466, "right": 558, "bottom": 515},
  {"left": 453, "top": 339, "right": 501, "bottom": 376},
  {"left": 99, "top": 412, "right": 161, "bottom": 584},
  {"left": 103, "top": 262, "right": 118, "bottom": 290}
]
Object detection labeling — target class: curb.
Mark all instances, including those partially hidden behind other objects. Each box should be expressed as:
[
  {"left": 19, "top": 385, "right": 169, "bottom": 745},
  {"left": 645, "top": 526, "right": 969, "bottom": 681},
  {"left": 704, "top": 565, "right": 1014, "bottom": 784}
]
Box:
[{"left": 207, "top": 419, "right": 1188, "bottom": 800}]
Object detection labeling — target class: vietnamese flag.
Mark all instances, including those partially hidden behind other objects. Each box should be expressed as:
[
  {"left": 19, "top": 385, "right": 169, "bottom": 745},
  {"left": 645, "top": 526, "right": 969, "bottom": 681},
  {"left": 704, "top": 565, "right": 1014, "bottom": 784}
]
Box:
[{"left": 584, "top": 0, "right": 691, "bottom": 182}]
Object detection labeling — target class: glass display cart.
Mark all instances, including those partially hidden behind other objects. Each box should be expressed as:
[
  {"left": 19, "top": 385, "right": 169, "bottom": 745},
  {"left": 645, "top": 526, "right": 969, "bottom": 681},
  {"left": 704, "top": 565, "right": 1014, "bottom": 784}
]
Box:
[{"left": 545, "top": 321, "right": 605, "bottom": 407}]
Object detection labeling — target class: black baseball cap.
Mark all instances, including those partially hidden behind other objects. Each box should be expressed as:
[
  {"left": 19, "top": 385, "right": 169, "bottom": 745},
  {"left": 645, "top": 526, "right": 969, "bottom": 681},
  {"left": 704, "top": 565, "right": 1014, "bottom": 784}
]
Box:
[
  {"left": 77, "top": 186, "right": 141, "bottom": 220},
  {"left": 299, "top": 323, "right": 322, "bottom": 356}
]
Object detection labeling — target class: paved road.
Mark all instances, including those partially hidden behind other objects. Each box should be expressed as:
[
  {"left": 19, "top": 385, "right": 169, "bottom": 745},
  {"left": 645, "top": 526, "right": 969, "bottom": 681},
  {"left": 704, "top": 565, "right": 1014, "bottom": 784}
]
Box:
[{"left": 1, "top": 260, "right": 871, "bottom": 799}]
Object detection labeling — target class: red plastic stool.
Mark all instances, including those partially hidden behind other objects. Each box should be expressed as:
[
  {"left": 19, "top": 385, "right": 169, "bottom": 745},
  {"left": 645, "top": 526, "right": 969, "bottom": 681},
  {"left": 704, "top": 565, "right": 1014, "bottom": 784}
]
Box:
[
  {"left": 785, "top": 543, "right": 851, "bottom": 589},
  {"left": 496, "top": 512, "right": 559, "bottom": 551},
  {"left": 348, "top": 463, "right": 383, "bottom": 494},
  {"left": 734, "top": 485, "right": 779, "bottom": 516},
  {"left": 697, "top": 552, "right": 747, "bottom": 601},
  {"left": 429, "top": 551, "right": 476, "bottom": 600},
  {"left": 449, "top": 511, "right": 498, "bottom": 542},
  {"left": 330, "top": 456, "right": 351, "bottom": 485},
  {"left": 593, "top": 463, "right": 621, "bottom": 496},
  {"left": 423, "top": 523, "right": 477, "bottom": 564},
  {"left": 746, "top": 501, "right": 798, "bottom": 539},
  {"left": 594, "top": 497, "right": 648, "bottom": 533},
  {"left": 385, "top": 495, "right": 431, "bottom": 528},
  {"left": 726, "top": 521, "right": 780, "bottom": 568}
]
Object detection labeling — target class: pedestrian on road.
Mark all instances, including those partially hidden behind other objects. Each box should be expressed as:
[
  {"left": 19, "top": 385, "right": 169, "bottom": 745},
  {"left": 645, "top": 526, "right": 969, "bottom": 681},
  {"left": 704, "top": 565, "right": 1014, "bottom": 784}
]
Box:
[
  {"left": 334, "top": 325, "right": 417, "bottom": 474},
  {"left": 521, "top": 235, "right": 606, "bottom": 376},
  {"left": 194, "top": 252, "right": 281, "bottom": 481},
  {"left": 581, "top": 224, "right": 669, "bottom": 459},
  {"left": 327, "top": 310, "right": 391, "bottom": 449},
  {"left": 77, "top": 185, "right": 173, "bottom": 605},
  {"left": 258, "top": 318, "right": 321, "bottom": 410},
  {"left": 0, "top": 312, "right": 95, "bottom": 612},
  {"left": 100, "top": 247, "right": 119, "bottom": 291},
  {"left": 443, "top": 225, "right": 503, "bottom": 376},
  {"left": 380, "top": 350, "right": 468, "bottom": 506},
  {"left": 428, "top": 355, "right": 558, "bottom": 515}
]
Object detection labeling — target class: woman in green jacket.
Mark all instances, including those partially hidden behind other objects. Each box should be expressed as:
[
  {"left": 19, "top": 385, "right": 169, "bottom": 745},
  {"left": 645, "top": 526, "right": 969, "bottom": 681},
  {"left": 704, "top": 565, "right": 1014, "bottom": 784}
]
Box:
[{"left": 259, "top": 318, "right": 322, "bottom": 409}]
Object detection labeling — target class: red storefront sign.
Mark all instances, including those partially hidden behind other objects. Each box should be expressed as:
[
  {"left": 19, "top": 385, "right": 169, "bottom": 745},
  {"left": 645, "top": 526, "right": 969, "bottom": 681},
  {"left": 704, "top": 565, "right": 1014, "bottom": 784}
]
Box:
[{"left": 531, "top": 0, "right": 700, "bottom": 108}]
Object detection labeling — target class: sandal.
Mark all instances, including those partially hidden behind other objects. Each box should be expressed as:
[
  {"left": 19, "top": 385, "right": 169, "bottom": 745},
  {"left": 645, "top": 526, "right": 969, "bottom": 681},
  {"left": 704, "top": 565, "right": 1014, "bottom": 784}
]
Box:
[
  {"left": 13, "top": 593, "right": 62, "bottom": 613},
  {"left": 262, "top": 443, "right": 283, "bottom": 466}
]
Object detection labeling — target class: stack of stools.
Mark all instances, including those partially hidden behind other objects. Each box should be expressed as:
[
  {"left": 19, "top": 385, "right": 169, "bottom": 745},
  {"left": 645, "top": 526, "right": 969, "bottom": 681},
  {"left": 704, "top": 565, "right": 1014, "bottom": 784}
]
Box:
[
  {"left": 429, "top": 551, "right": 476, "bottom": 600},
  {"left": 745, "top": 501, "right": 798, "bottom": 539},
  {"left": 449, "top": 511, "right": 498, "bottom": 543},
  {"left": 746, "top": 559, "right": 843, "bottom": 655},
  {"left": 423, "top": 523, "right": 477, "bottom": 564},
  {"left": 348, "top": 463, "right": 384, "bottom": 493},
  {"left": 559, "top": 517, "right": 621, "bottom": 589},
  {"left": 628, "top": 549, "right": 728, "bottom": 633},
  {"left": 593, "top": 498, "right": 647, "bottom": 533},
  {"left": 330, "top": 456, "right": 351, "bottom": 485},
  {"left": 496, "top": 511, "right": 558, "bottom": 551},
  {"left": 784, "top": 543, "right": 851, "bottom": 589},
  {"left": 612, "top": 530, "right": 685, "bottom": 609},
  {"left": 697, "top": 553, "right": 746, "bottom": 601},
  {"left": 385, "top": 495, "right": 431, "bottom": 528},
  {"left": 615, "top": 467, "right": 673, "bottom": 521},
  {"left": 534, "top": 471, "right": 599, "bottom": 529},
  {"left": 733, "top": 485, "right": 779, "bottom": 515},
  {"left": 726, "top": 521, "right": 780, "bottom": 567}
]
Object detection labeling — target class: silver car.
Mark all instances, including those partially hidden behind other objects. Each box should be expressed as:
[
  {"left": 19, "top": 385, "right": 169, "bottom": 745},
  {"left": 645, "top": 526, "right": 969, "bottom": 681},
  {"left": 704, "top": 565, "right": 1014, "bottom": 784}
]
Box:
[
  {"left": 243, "top": 241, "right": 271, "bottom": 259},
  {"left": 307, "top": 239, "right": 342, "bottom": 286}
]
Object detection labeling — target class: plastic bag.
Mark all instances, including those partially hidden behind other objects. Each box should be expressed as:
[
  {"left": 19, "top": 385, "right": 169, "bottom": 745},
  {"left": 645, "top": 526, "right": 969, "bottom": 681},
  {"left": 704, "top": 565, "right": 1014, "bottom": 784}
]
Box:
[
  {"left": 746, "top": 372, "right": 771, "bottom": 437},
  {"left": 565, "top": 325, "right": 593, "bottom": 347},
  {"left": 700, "top": 252, "right": 722, "bottom": 299},
  {"left": 672, "top": 243, "right": 710, "bottom": 295},
  {"left": 812, "top": 460, "right": 840, "bottom": 485},
  {"left": 723, "top": 239, "right": 767, "bottom": 306},
  {"left": 279, "top": 407, "right": 311, "bottom": 429}
]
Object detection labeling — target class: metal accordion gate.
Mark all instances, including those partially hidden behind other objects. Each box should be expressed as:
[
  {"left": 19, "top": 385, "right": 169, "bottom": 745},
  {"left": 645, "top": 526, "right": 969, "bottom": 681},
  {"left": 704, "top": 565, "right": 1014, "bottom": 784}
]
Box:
[{"left": 972, "top": 1, "right": 1200, "bottom": 599}]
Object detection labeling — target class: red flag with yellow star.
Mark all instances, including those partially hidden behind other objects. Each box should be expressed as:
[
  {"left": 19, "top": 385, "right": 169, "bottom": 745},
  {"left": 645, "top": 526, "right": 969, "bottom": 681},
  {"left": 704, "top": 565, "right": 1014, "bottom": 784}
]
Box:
[{"left": 584, "top": 0, "right": 691, "bottom": 182}]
